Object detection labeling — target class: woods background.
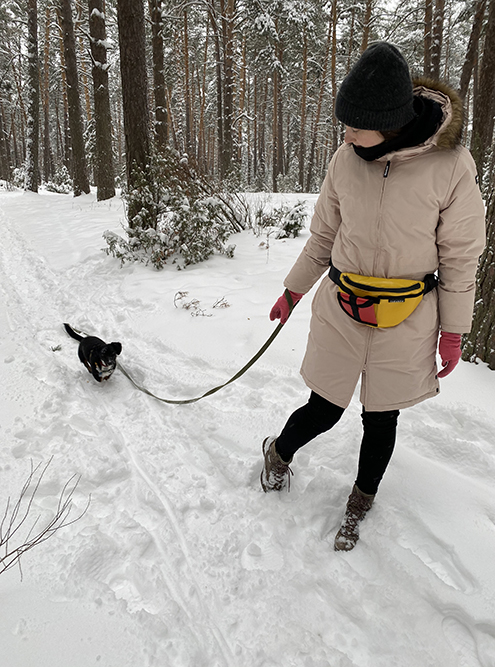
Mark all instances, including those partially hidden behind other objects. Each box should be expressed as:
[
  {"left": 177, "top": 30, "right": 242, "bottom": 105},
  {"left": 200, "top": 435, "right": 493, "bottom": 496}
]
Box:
[
  {"left": 2, "top": 0, "right": 494, "bottom": 194},
  {"left": 1, "top": 0, "right": 495, "bottom": 365}
]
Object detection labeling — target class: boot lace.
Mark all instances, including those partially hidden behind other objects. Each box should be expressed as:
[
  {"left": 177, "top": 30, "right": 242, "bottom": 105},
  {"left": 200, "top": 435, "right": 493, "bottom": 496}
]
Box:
[
  {"left": 335, "top": 487, "right": 374, "bottom": 550},
  {"left": 262, "top": 439, "right": 293, "bottom": 492}
]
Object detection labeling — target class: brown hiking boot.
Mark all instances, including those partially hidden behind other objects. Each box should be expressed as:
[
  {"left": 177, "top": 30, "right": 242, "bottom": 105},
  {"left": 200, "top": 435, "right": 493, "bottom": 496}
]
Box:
[
  {"left": 260, "top": 437, "right": 293, "bottom": 492},
  {"left": 334, "top": 485, "right": 375, "bottom": 551}
]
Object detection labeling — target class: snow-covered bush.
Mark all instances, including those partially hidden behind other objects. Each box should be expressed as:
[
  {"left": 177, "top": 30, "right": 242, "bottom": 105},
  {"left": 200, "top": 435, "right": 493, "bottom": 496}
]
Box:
[
  {"left": 252, "top": 199, "right": 307, "bottom": 239},
  {"left": 0, "top": 179, "right": 15, "bottom": 191},
  {"left": 104, "top": 148, "right": 244, "bottom": 269},
  {"left": 103, "top": 199, "right": 236, "bottom": 270},
  {"left": 275, "top": 200, "right": 307, "bottom": 238},
  {"left": 45, "top": 166, "right": 72, "bottom": 194},
  {"left": 11, "top": 166, "right": 25, "bottom": 188}
]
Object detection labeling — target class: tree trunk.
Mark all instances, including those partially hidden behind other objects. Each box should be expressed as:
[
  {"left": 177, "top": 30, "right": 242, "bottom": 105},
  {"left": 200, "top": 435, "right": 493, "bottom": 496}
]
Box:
[
  {"left": 306, "top": 16, "right": 333, "bottom": 192},
  {"left": 116, "top": 0, "right": 153, "bottom": 225},
  {"left": 55, "top": 100, "right": 63, "bottom": 164},
  {"left": 459, "top": 0, "right": 487, "bottom": 100},
  {"left": 330, "top": 0, "right": 338, "bottom": 154},
  {"left": 424, "top": 0, "right": 433, "bottom": 77},
  {"left": 259, "top": 78, "right": 268, "bottom": 183},
  {"left": 25, "top": 0, "right": 40, "bottom": 193},
  {"left": 346, "top": 6, "right": 356, "bottom": 74},
  {"left": 57, "top": 22, "right": 71, "bottom": 172},
  {"left": 276, "top": 41, "right": 284, "bottom": 179},
  {"left": 0, "top": 104, "right": 10, "bottom": 180},
  {"left": 58, "top": 0, "right": 90, "bottom": 195},
  {"left": 190, "top": 54, "right": 197, "bottom": 161},
  {"left": 183, "top": 9, "right": 193, "bottom": 156},
  {"left": 209, "top": 1, "right": 224, "bottom": 178},
  {"left": 166, "top": 86, "right": 179, "bottom": 151},
  {"left": 361, "top": 0, "right": 373, "bottom": 52},
  {"left": 115, "top": 97, "right": 123, "bottom": 173},
  {"left": 471, "top": 0, "right": 495, "bottom": 188},
  {"left": 11, "top": 109, "right": 20, "bottom": 168},
  {"left": 237, "top": 34, "right": 247, "bottom": 166},
  {"left": 148, "top": 0, "right": 168, "bottom": 154},
  {"left": 462, "top": 189, "right": 495, "bottom": 368},
  {"left": 42, "top": 4, "right": 53, "bottom": 182},
  {"left": 220, "top": 0, "right": 235, "bottom": 179},
  {"left": 246, "top": 75, "right": 252, "bottom": 184},
  {"left": 89, "top": 0, "right": 116, "bottom": 200},
  {"left": 76, "top": 3, "right": 92, "bottom": 122},
  {"left": 272, "top": 62, "right": 281, "bottom": 192},
  {"left": 197, "top": 17, "right": 209, "bottom": 172},
  {"left": 116, "top": 2, "right": 150, "bottom": 178},
  {"left": 298, "top": 29, "right": 308, "bottom": 191},
  {"left": 253, "top": 75, "right": 258, "bottom": 182},
  {"left": 430, "top": 0, "right": 445, "bottom": 80},
  {"left": 11, "top": 59, "right": 28, "bottom": 157}
]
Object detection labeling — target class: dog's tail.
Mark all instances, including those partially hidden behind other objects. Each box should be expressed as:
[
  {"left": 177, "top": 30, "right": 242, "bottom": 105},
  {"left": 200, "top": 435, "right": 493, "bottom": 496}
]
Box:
[{"left": 64, "top": 323, "right": 84, "bottom": 341}]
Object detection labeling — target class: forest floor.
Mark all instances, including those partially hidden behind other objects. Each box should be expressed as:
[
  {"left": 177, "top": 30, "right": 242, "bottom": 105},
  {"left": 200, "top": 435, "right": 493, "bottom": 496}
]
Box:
[{"left": 1, "top": 186, "right": 495, "bottom": 667}]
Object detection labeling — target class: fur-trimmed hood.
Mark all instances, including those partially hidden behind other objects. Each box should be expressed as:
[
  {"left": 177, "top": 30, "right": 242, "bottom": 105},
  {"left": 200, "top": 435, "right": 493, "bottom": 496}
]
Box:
[{"left": 412, "top": 77, "right": 464, "bottom": 150}]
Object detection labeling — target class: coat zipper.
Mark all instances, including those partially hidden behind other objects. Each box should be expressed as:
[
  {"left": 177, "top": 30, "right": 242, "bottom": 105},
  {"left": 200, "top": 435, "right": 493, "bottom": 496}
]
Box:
[
  {"left": 361, "top": 326, "right": 374, "bottom": 405},
  {"left": 364, "top": 160, "right": 391, "bottom": 404},
  {"left": 342, "top": 274, "right": 422, "bottom": 293},
  {"left": 372, "top": 160, "right": 391, "bottom": 275}
]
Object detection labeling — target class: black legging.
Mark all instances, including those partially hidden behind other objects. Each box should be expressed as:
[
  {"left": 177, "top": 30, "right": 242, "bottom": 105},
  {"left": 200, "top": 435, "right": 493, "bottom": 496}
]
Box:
[{"left": 275, "top": 391, "right": 399, "bottom": 495}]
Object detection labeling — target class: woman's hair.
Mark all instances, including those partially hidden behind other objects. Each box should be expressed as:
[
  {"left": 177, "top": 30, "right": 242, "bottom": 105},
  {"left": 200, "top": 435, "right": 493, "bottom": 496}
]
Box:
[{"left": 380, "top": 128, "right": 403, "bottom": 141}]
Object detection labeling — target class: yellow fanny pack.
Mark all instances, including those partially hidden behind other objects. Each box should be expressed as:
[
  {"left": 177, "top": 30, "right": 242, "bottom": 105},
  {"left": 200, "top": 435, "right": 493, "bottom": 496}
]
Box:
[{"left": 329, "top": 264, "right": 437, "bottom": 328}]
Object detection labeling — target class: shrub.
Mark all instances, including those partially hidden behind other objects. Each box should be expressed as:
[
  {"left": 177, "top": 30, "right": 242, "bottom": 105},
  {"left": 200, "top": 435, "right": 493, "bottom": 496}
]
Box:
[
  {"left": 45, "top": 166, "right": 72, "bottom": 194},
  {"left": 251, "top": 198, "right": 307, "bottom": 239},
  {"left": 11, "top": 166, "right": 26, "bottom": 188},
  {"left": 275, "top": 200, "right": 307, "bottom": 238},
  {"left": 104, "top": 149, "right": 244, "bottom": 269}
]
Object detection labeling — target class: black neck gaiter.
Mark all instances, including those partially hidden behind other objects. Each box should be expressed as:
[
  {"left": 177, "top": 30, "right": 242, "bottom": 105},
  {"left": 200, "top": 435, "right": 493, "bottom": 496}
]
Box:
[{"left": 352, "top": 96, "right": 444, "bottom": 162}]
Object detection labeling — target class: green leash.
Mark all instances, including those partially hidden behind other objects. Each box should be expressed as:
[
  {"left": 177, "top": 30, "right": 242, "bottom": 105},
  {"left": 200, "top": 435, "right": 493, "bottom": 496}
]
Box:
[{"left": 70, "top": 289, "right": 297, "bottom": 406}]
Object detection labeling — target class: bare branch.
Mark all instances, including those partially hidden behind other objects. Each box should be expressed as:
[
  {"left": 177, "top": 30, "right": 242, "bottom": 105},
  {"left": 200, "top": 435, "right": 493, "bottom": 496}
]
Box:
[{"left": 0, "top": 460, "right": 90, "bottom": 578}]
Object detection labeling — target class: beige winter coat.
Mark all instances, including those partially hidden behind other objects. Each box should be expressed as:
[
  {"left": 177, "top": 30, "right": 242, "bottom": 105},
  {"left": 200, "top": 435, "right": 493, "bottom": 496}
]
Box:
[{"left": 284, "top": 79, "right": 486, "bottom": 411}]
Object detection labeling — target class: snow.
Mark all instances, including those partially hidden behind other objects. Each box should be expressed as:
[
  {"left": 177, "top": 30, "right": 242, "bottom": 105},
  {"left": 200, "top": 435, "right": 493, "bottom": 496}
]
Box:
[
  {"left": 90, "top": 8, "right": 106, "bottom": 20},
  {"left": 1, "top": 187, "right": 495, "bottom": 667}
]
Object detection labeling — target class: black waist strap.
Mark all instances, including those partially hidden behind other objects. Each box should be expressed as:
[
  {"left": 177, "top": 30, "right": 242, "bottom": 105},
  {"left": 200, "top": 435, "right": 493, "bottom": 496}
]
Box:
[
  {"left": 329, "top": 263, "right": 344, "bottom": 289},
  {"left": 423, "top": 272, "right": 438, "bottom": 294}
]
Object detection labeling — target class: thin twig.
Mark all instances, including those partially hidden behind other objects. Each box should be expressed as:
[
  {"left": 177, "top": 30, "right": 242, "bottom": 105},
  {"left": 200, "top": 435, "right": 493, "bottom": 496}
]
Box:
[{"left": 0, "top": 460, "right": 90, "bottom": 577}]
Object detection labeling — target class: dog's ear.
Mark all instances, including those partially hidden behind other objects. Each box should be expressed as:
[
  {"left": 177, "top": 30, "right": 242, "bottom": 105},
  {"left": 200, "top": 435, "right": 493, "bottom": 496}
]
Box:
[{"left": 111, "top": 342, "right": 122, "bottom": 356}]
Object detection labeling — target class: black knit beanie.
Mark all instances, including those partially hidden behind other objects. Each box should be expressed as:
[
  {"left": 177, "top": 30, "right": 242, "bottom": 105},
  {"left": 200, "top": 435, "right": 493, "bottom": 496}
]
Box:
[{"left": 335, "top": 42, "right": 415, "bottom": 131}]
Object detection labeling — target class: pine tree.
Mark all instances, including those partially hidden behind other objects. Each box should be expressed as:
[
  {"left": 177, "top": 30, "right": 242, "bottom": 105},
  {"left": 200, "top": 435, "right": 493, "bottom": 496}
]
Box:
[
  {"left": 470, "top": 0, "right": 495, "bottom": 187},
  {"left": 89, "top": 0, "right": 115, "bottom": 201},
  {"left": 463, "top": 0, "right": 495, "bottom": 367},
  {"left": 116, "top": 0, "right": 154, "bottom": 227},
  {"left": 58, "top": 0, "right": 90, "bottom": 196},
  {"left": 148, "top": 0, "right": 168, "bottom": 154},
  {"left": 25, "top": 0, "right": 40, "bottom": 192}
]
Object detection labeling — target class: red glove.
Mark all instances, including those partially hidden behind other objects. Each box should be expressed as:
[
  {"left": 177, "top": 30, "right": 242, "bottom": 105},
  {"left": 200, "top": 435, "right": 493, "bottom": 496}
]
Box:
[
  {"left": 437, "top": 331, "right": 462, "bottom": 378},
  {"left": 270, "top": 290, "right": 303, "bottom": 324}
]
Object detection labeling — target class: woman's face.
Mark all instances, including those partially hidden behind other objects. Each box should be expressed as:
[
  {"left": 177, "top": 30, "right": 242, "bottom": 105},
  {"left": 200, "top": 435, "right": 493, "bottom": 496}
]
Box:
[{"left": 344, "top": 127, "right": 385, "bottom": 148}]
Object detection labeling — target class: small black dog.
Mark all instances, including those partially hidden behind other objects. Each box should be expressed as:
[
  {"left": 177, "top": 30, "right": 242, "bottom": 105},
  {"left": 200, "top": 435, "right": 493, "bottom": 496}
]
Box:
[{"left": 64, "top": 323, "right": 122, "bottom": 382}]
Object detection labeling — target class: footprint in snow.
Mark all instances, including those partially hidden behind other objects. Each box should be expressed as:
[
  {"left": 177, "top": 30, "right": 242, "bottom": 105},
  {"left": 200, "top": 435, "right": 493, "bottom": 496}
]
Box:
[
  {"left": 397, "top": 529, "right": 476, "bottom": 594},
  {"left": 240, "top": 539, "right": 284, "bottom": 571},
  {"left": 442, "top": 615, "right": 495, "bottom": 667}
]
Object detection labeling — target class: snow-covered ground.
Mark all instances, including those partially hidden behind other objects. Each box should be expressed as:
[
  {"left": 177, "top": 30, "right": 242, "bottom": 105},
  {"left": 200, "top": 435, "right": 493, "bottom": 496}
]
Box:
[{"left": 1, "top": 186, "right": 495, "bottom": 667}]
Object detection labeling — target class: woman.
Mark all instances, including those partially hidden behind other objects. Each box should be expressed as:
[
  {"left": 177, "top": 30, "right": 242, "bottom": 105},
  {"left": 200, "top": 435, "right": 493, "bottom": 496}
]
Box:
[{"left": 261, "top": 42, "right": 486, "bottom": 552}]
